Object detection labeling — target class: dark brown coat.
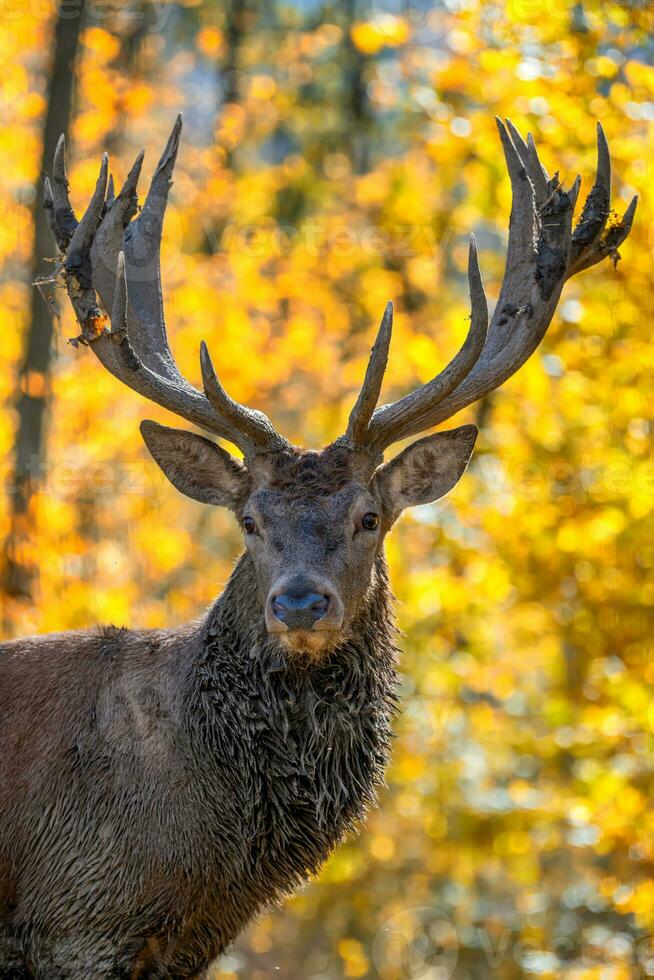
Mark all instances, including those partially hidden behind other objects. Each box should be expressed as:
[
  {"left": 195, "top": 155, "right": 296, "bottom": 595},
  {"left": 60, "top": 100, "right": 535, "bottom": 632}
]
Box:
[{"left": 0, "top": 554, "right": 397, "bottom": 978}]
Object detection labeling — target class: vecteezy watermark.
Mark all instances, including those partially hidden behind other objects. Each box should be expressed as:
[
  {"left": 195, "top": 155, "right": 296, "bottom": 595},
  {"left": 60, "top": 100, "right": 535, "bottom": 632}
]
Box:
[
  {"left": 0, "top": 0, "right": 173, "bottom": 32},
  {"left": 202, "top": 216, "right": 441, "bottom": 261},
  {"left": 2, "top": 455, "right": 152, "bottom": 500},
  {"left": 369, "top": 0, "right": 461, "bottom": 48},
  {"left": 48, "top": 205, "right": 443, "bottom": 290},
  {"left": 475, "top": 454, "right": 654, "bottom": 502},
  {"left": 397, "top": 696, "right": 454, "bottom": 744},
  {"left": 372, "top": 906, "right": 458, "bottom": 979},
  {"left": 372, "top": 909, "right": 654, "bottom": 977},
  {"left": 4, "top": 444, "right": 653, "bottom": 505}
]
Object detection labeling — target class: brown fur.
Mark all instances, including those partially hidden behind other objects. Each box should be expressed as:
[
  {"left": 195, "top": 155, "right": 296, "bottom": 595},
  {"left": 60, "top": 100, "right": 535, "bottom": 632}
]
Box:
[{"left": 0, "top": 426, "right": 476, "bottom": 978}]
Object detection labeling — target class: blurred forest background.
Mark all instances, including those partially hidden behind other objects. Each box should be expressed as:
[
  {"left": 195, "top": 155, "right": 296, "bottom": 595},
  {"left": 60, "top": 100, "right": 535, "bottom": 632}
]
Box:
[{"left": 0, "top": 0, "right": 653, "bottom": 976}]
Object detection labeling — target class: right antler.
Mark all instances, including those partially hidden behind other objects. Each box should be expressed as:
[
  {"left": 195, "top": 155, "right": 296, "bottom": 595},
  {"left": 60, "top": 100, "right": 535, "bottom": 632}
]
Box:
[
  {"left": 44, "top": 116, "right": 290, "bottom": 460},
  {"left": 342, "top": 120, "right": 637, "bottom": 461}
]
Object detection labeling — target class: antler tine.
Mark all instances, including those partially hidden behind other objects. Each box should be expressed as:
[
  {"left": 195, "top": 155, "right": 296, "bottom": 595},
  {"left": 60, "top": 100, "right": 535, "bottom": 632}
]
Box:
[
  {"left": 526, "top": 131, "right": 548, "bottom": 176},
  {"left": 58, "top": 155, "right": 111, "bottom": 333},
  {"left": 567, "top": 123, "right": 638, "bottom": 277},
  {"left": 115, "top": 149, "right": 145, "bottom": 221},
  {"left": 141, "top": 113, "right": 182, "bottom": 220},
  {"left": 110, "top": 251, "right": 129, "bottom": 339},
  {"left": 505, "top": 119, "right": 550, "bottom": 208},
  {"left": 356, "top": 235, "right": 488, "bottom": 452},
  {"left": 43, "top": 176, "right": 57, "bottom": 245},
  {"left": 568, "top": 174, "right": 582, "bottom": 211},
  {"left": 504, "top": 118, "right": 529, "bottom": 159},
  {"left": 200, "top": 342, "right": 287, "bottom": 452},
  {"left": 569, "top": 122, "right": 611, "bottom": 268},
  {"left": 345, "top": 301, "right": 393, "bottom": 448},
  {"left": 78, "top": 147, "right": 145, "bottom": 332},
  {"left": 613, "top": 194, "right": 638, "bottom": 243},
  {"left": 50, "top": 134, "right": 78, "bottom": 251},
  {"left": 67, "top": 154, "right": 108, "bottom": 269}
]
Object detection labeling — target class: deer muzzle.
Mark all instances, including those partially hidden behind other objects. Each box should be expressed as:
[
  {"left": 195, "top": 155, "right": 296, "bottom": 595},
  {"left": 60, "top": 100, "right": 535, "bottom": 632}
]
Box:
[{"left": 266, "top": 577, "right": 344, "bottom": 637}]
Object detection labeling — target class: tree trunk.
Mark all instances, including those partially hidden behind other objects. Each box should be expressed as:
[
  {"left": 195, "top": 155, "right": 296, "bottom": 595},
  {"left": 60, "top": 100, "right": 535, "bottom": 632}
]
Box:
[
  {"left": 223, "top": 0, "right": 248, "bottom": 106},
  {"left": 219, "top": 0, "right": 250, "bottom": 171},
  {"left": 342, "top": 0, "right": 370, "bottom": 175},
  {"left": 3, "top": 1, "right": 87, "bottom": 599}
]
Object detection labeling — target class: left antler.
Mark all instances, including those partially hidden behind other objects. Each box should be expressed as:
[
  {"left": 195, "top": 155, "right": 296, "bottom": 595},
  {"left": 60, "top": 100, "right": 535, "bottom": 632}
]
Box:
[
  {"left": 44, "top": 116, "right": 291, "bottom": 461},
  {"left": 344, "top": 120, "right": 637, "bottom": 456}
]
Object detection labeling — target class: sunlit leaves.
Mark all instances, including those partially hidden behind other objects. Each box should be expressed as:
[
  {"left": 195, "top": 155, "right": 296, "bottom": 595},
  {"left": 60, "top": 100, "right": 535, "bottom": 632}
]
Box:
[
  {"left": 1, "top": 0, "right": 653, "bottom": 975},
  {"left": 350, "top": 17, "right": 410, "bottom": 56}
]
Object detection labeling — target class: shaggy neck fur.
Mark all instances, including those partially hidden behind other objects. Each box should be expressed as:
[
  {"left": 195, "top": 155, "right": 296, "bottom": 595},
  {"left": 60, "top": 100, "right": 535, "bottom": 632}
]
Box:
[{"left": 163, "top": 550, "right": 400, "bottom": 969}]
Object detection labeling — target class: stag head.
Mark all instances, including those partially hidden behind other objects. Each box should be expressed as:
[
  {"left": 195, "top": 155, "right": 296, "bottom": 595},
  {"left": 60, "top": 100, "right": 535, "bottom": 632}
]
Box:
[{"left": 44, "top": 116, "right": 636, "bottom": 655}]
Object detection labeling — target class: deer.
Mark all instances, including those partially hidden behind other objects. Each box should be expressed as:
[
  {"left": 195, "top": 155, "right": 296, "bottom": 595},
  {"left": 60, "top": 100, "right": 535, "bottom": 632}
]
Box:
[{"left": 0, "top": 116, "right": 635, "bottom": 979}]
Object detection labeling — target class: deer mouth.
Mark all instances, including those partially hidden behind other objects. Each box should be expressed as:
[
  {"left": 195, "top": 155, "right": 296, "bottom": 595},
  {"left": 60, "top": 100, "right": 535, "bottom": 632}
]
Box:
[
  {"left": 277, "top": 628, "right": 344, "bottom": 658},
  {"left": 265, "top": 580, "right": 345, "bottom": 651},
  {"left": 267, "top": 616, "right": 346, "bottom": 657}
]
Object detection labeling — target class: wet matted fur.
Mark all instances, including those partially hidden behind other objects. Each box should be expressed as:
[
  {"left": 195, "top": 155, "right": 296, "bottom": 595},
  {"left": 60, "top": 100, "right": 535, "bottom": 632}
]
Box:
[{"left": 0, "top": 553, "right": 398, "bottom": 978}]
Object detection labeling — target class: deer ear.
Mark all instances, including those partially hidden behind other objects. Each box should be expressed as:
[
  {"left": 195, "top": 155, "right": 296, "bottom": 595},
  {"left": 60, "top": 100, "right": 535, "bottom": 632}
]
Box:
[
  {"left": 371, "top": 424, "right": 477, "bottom": 521},
  {"left": 140, "top": 420, "right": 252, "bottom": 512}
]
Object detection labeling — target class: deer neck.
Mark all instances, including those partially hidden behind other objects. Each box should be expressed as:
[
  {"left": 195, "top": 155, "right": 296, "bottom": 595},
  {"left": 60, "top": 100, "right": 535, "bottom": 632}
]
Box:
[{"left": 185, "top": 550, "right": 399, "bottom": 862}]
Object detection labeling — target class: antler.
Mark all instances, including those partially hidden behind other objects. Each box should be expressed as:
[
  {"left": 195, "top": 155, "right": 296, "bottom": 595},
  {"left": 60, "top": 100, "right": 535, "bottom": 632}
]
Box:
[
  {"left": 44, "top": 116, "right": 290, "bottom": 460},
  {"left": 45, "top": 117, "right": 636, "bottom": 471},
  {"left": 343, "top": 120, "right": 637, "bottom": 457}
]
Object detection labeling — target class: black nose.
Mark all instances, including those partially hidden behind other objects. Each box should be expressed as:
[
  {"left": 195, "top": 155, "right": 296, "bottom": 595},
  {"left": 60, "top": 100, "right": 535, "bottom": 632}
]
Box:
[{"left": 272, "top": 591, "right": 330, "bottom": 630}]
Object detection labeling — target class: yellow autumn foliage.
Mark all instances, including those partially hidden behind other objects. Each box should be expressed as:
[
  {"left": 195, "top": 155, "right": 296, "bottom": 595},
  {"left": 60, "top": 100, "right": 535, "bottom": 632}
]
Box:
[{"left": 0, "top": 0, "right": 652, "bottom": 977}]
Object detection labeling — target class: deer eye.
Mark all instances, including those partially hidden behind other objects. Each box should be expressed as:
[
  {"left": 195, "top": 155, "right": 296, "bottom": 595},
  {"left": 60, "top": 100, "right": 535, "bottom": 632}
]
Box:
[
  {"left": 242, "top": 516, "right": 257, "bottom": 535},
  {"left": 361, "top": 512, "right": 379, "bottom": 531}
]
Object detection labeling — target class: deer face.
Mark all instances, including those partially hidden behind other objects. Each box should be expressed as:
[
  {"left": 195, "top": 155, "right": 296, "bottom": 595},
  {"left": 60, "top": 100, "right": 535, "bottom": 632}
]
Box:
[
  {"left": 242, "top": 480, "right": 383, "bottom": 654},
  {"left": 140, "top": 423, "right": 477, "bottom": 656}
]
